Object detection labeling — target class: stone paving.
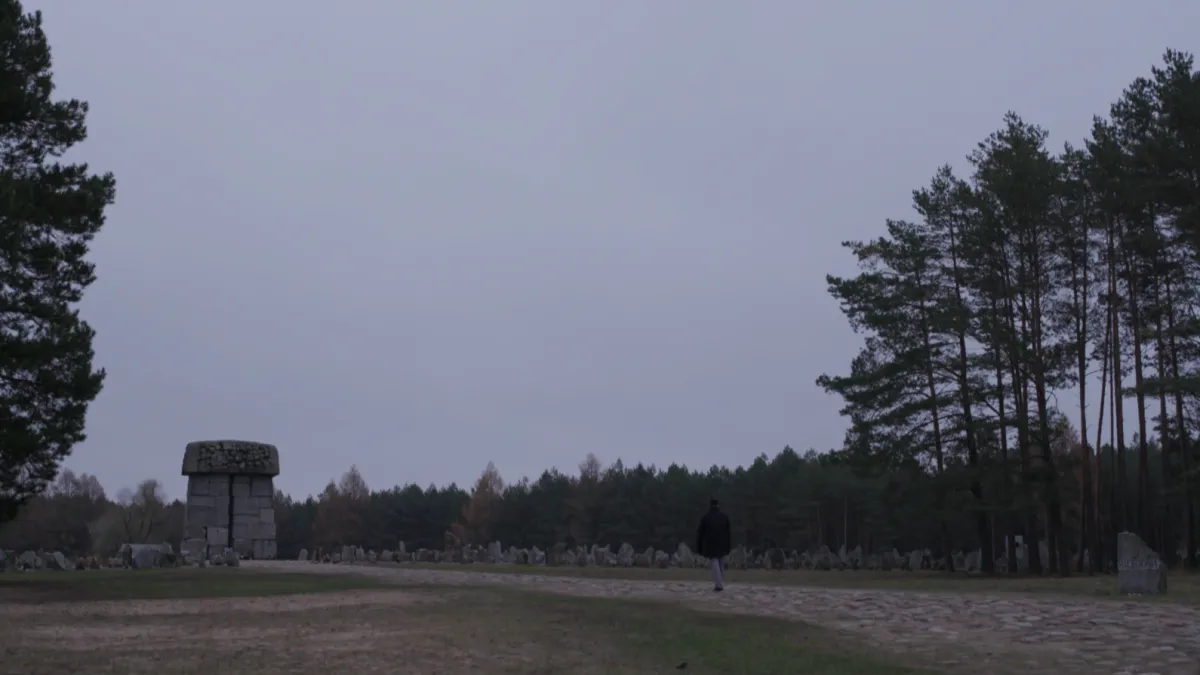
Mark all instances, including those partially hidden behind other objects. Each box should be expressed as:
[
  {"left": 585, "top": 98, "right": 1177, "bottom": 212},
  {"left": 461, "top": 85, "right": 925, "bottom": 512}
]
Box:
[{"left": 248, "top": 561, "right": 1200, "bottom": 675}]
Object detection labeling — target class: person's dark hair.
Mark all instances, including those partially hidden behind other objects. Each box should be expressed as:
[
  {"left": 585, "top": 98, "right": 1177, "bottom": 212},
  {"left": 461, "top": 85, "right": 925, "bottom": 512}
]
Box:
[{"left": 710, "top": 498, "right": 719, "bottom": 507}]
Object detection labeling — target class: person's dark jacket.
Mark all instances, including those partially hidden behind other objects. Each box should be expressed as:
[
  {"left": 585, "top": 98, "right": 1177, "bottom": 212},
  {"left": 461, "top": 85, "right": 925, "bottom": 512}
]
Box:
[{"left": 695, "top": 506, "right": 731, "bottom": 558}]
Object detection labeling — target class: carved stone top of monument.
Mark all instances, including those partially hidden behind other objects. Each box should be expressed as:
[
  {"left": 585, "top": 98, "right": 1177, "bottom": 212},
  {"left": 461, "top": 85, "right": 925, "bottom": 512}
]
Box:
[{"left": 182, "top": 440, "right": 280, "bottom": 477}]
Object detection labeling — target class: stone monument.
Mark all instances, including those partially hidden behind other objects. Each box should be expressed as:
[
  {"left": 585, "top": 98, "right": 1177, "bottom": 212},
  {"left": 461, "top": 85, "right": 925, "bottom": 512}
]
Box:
[
  {"left": 1117, "top": 531, "right": 1167, "bottom": 595},
  {"left": 181, "top": 440, "right": 280, "bottom": 561}
]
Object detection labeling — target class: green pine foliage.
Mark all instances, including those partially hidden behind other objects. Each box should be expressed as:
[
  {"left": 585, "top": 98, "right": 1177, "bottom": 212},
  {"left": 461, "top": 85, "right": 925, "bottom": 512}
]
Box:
[{"left": 0, "top": 2, "right": 114, "bottom": 523}]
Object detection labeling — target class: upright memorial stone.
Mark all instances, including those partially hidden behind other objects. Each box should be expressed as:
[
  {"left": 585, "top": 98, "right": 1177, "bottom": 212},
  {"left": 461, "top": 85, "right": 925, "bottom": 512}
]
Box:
[
  {"left": 181, "top": 440, "right": 280, "bottom": 561},
  {"left": 1117, "top": 531, "right": 1167, "bottom": 595}
]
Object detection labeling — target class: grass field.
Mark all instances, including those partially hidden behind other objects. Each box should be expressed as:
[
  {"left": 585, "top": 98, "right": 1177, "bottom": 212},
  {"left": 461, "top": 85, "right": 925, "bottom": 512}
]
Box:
[
  {"left": 0, "top": 567, "right": 390, "bottom": 603},
  {"left": 397, "top": 561, "right": 1200, "bottom": 603},
  {"left": 0, "top": 568, "right": 932, "bottom": 675}
]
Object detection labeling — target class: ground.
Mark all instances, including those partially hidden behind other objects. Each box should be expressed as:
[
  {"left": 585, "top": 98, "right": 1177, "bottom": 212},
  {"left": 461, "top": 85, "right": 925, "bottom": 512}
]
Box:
[
  {"left": 2, "top": 563, "right": 1198, "bottom": 675},
  {"left": 411, "top": 561, "right": 1200, "bottom": 603},
  {"left": 0, "top": 567, "right": 920, "bottom": 675}
]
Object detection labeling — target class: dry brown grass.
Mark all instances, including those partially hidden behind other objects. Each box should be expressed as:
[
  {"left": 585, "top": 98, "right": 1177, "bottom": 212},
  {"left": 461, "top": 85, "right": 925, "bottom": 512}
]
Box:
[
  {"left": 0, "top": 587, "right": 623, "bottom": 675},
  {"left": 0, "top": 570, "right": 931, "bottom": 675}
]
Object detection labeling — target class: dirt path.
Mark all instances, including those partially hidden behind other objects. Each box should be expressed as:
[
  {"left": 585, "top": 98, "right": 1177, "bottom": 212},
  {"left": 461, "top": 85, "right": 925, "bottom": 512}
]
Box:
[{"left": 249, "top": 561, "right": 1200, "bottom": 675}]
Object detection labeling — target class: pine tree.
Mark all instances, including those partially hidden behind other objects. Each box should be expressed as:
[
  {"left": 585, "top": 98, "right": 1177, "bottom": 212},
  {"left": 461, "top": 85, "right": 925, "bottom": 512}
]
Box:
[
  {"left": 1054, "top": 145, "right": 1102, "bottom": 572},
  {"left": 821, "top": 218, "right": 961, "bottom": 568},
  {"left": 911, "top": 166, "right": 994, "bottom": 572},
  {"left": 1132, "top": 50, "right": 1200, "bottom": 563},
  {"left": 967, "top": 113, "right": 1068, "bottom": 575},
  {"left": 1086, "top": 118, "right": 1133, "bottom": 554},
  {"left": 0, "top": 2, "right": 115, "bottom": 523}
]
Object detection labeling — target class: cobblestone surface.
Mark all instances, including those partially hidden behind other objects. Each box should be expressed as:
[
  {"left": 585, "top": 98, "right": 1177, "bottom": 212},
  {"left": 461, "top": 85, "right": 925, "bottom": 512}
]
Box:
[{"left": 249, "top": 561, "right": 1200, "bottom": 675}]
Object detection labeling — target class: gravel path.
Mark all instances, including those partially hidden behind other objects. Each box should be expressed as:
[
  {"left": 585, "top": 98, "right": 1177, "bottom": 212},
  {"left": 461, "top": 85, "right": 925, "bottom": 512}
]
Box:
[{"left": 249, "top": 561, "right": 1200, "bottom": 675}]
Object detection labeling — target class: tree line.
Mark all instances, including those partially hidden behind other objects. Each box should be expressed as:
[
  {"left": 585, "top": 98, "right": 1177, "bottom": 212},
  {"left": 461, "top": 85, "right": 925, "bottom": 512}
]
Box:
[
  {"left": 0, "top": 437, "right": 1175, "bottom": 568},
  {"left": 818, "top": 49, "right": 1200, "bottom": 576},
  {"left": 270, "top": 440, "right": 1168, "bottom": 566},
  {"left": 0, "top": 469, "right": 183, "bottom": 556}
]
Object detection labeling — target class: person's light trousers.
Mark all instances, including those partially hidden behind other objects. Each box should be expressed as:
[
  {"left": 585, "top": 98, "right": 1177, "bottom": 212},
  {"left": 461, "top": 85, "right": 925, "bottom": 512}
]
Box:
[{"left": 710, "top": 557, "right": 725, "bottom": 588}]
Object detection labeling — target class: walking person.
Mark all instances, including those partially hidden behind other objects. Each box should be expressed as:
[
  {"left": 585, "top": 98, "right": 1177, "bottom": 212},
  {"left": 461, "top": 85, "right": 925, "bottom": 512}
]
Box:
[{"left": 695, "top": 498, "right": 732, "bottom": 592}]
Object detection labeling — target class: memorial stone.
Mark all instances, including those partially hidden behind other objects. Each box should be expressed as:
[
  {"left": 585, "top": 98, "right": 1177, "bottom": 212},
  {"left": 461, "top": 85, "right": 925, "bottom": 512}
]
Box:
[{"left": 1117, "top": 531, "right": 1167, "bottom": 595}]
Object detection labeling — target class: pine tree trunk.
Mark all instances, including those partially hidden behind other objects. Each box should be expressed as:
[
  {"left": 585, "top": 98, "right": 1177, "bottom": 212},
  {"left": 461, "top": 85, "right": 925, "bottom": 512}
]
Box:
[
  {"left": 1124, "top": 265, "right": 1152, "bottom": 544},
  {"left": 918, "top": 299, "right": 953, "bottom": 573},
  {"left": 1164, "top": 277, "right": 1195, "bottom": 567},
  {"left": 993, "top": 345, "right": 1018, "bottom": 574},
  {"left": 842, "top": 496, "right": 848, "bottom": 551},
  {"left": 1110, "top": 357, "right": 1120, "bottom": 569},
  {"left": 1107, "top": 222, "right": 1129, "bottom": 540},
  {"left": 945, "top": 218, "right": 993, "bottom": 572},
  {"left": 1094, "top": 305, "right": 1112, "bottom": 575},
  {"left": 1153, "top": 277, "right": 1174, "bottom": 563},
  {"left": 1027, "top": 233, "right": 1064, "bottom": 575},
  {"left": 1009, "top": 280, "right": 1040, "bottom": 575},
  {"left": 1071, "top": 253, "right": 1097, "bottom": 575}
]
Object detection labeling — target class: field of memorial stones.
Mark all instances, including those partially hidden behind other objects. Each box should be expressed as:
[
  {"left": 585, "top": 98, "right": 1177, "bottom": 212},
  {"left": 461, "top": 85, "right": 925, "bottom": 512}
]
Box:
[
  {"left": 0, "top": 529, "right": 1182, "bottom": 600},
  {"left": 306, "top": 535, "right": 1032, "bottom": 574},
  {"left": 293, "top": 531, "right": 1178, "bottom": 593},
  {"left": 0, "top": 537, "right": 1073, "bottom": 578}
]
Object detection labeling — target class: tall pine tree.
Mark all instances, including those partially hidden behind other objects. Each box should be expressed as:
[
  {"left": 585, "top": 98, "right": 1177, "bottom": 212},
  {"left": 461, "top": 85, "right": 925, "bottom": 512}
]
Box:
[{"left": 0, "top": 2, "right": 114, "bottom": 523}]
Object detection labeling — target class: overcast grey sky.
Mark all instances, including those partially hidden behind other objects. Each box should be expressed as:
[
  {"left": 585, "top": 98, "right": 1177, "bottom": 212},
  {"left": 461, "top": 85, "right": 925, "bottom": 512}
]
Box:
[{"left": 29, "top": 0, "right": 1200, "bottom": 501}]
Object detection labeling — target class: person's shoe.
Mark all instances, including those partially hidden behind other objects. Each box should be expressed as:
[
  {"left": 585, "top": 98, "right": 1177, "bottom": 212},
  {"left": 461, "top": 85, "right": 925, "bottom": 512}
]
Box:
[{"left": 713, "top": 586, "right": 723, "bottom": 592}]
